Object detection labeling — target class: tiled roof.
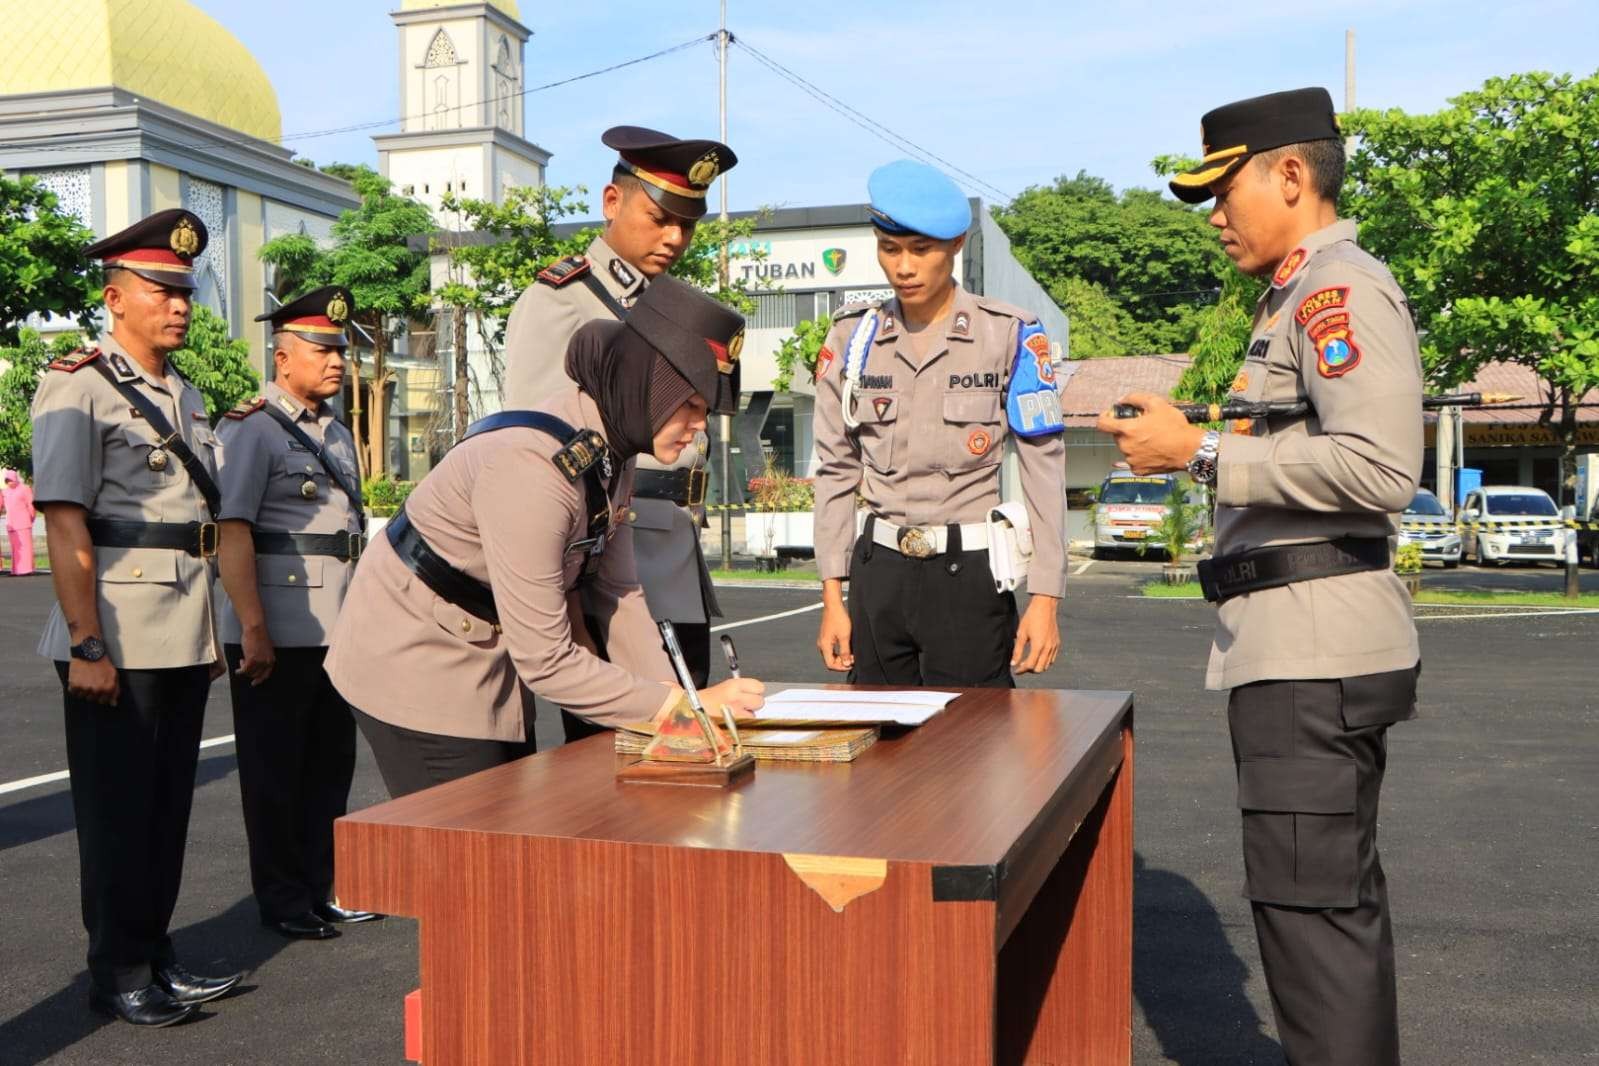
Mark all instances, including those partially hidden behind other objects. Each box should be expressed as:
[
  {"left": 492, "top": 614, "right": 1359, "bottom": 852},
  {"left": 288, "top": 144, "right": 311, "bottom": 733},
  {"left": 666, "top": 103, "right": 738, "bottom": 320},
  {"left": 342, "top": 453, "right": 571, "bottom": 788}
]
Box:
[{"left": 1436, "top": 361, "right": 1599, "bottom": 425}]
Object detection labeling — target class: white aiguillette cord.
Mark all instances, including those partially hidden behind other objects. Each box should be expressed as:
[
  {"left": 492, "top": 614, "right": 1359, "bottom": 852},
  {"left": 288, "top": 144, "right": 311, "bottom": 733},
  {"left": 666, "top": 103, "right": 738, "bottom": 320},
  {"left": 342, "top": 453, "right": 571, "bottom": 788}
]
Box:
[{"left": 839, "top": 305, "right": 881, "bottom": 430}]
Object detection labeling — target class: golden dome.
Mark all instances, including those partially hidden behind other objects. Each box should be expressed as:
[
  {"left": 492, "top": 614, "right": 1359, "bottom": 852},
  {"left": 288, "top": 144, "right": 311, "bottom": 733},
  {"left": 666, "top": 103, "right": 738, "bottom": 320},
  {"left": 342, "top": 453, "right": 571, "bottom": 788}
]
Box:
[
  {"left": 400, "top": 0, "right": 522, "bottom": 20},
  {"left": 0, "top": 0, "right": 282, "bottom": 143}
]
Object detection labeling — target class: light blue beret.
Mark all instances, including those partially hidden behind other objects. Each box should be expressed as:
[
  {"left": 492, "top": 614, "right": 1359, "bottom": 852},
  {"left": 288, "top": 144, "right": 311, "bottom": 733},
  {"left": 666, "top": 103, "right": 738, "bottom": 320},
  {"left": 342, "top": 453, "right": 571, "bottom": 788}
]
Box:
[{"left": 866, "top": 160, "right": 972, "bottom": 241}]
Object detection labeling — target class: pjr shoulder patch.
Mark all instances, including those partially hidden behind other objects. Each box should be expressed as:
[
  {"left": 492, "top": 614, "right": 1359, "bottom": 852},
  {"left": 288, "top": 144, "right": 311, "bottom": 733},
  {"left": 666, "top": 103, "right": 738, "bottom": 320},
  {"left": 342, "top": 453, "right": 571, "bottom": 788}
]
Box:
[
  {"left": 536, "top": 256, "right": 591, "bottom": 288},
  {"left": 1296, "top": 286, "right": 1350, "bottom": 326}
]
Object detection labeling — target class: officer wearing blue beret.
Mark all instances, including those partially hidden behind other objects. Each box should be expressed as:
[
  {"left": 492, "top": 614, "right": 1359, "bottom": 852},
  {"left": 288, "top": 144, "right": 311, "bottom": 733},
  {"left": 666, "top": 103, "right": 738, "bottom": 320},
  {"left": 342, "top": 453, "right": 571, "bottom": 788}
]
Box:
[{"left": 812, "top": 161, "right": 1067, "bottom": 686}]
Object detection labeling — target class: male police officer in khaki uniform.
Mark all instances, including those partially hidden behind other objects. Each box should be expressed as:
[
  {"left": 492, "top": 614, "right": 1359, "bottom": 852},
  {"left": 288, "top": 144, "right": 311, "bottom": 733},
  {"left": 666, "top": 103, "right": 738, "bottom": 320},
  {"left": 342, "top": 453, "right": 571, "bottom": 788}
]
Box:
[
  {"left": 503, "top": 127, "right": 737, "bottom": 726},
  {"left": 32, "top": 209, "right": 241, "bottom": 1027},
  {"left": 1101, "top": 88, "right": 1422, "bottom": 1065},
  {"left": 215, "top": 286, "right": 379, "bottom": 941},
  {"left": 813, "top": 161, "right": 1066, "bottom": 685}
]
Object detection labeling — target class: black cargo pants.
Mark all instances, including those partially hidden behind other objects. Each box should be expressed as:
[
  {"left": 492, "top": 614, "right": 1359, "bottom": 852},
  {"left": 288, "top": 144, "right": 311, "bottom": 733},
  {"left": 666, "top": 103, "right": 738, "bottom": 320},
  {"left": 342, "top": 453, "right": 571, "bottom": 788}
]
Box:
[{"left": 1227, "top": 665, "right": 1418, "bottom": 1066}]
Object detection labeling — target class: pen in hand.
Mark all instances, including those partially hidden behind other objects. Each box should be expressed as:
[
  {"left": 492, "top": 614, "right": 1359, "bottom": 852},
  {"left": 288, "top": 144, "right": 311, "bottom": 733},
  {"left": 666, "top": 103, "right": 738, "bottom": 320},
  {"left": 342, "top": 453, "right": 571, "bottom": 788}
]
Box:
[{"left": 720, "top": 634, "right": 741, "bottom": 678}]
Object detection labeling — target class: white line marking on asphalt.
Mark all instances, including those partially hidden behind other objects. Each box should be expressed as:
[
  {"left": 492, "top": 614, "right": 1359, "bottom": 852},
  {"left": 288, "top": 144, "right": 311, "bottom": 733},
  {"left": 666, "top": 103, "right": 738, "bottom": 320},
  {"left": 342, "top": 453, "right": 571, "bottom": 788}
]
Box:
[
  {"left": 1073, "top": 561, "right": 1095, "bottom": 575},
  {"left": 0, "top": 733, "right": 236, "bottom": 798},
  {"left": 1417, "top": 608, "right": 1599, "bottom": 621},
  {"left": 711, "top": 601, "right": 825, "bottom": 632}
]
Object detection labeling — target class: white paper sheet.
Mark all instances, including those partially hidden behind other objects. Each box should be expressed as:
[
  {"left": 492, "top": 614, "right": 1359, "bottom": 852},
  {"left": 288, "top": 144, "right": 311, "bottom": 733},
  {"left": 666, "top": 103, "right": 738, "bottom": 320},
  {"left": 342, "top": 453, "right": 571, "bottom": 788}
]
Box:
[{"left": 753, "top": 689, "right": 960, "bottom": 727}]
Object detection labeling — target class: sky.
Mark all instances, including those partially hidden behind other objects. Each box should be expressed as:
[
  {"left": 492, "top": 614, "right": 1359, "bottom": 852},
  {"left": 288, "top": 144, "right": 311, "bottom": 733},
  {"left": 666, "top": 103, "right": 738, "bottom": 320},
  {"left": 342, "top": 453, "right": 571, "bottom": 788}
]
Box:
[{"left": 201, "top": 0, "right": 1599, "bottom": 215}]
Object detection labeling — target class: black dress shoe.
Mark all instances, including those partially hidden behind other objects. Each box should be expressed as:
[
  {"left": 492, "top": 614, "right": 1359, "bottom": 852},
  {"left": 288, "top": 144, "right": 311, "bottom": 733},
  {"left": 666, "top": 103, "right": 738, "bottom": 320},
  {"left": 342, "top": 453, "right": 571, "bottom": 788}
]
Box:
[
  {"left": 90, "top": 983, "right": 197, "bottom": 1027},
  {"left": 265, "top": 912, "right": 340, "bottom": 940},
  {"left": 314, "top": 901, "right": 384, "bottom": 924},
  {"left": 155, "top": 963, "right": 242, "bottom": 1005}
]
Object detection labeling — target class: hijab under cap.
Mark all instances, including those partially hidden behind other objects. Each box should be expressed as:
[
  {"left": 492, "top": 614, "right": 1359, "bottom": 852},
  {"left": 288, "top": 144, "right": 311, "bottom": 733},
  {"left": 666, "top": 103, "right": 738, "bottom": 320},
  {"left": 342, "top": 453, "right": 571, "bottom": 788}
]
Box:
[{"left": 563, "top": 320, "right": 695, "bottom": 460}]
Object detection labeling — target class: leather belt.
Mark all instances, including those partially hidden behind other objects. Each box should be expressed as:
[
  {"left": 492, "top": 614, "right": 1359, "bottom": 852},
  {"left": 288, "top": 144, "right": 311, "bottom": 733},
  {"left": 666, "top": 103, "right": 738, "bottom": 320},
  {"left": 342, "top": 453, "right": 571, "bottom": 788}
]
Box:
[
  {"left": 253, "top": 530, "right": 366, "bottom": 562},
  {"left": 633, "top": 468, "right": 708, "bottom": 507},
  {"left": 870, "top": 517, "right": 990, "bottom": 559},
  {"left": 86, "top": 518, "right": 219, "bottom": 558},
  {"left": 384, "top": 510, "right": 499, "bottom": 625},
  {"left": 1197, "top": 536, "right": 1390, "bottom": 604}
]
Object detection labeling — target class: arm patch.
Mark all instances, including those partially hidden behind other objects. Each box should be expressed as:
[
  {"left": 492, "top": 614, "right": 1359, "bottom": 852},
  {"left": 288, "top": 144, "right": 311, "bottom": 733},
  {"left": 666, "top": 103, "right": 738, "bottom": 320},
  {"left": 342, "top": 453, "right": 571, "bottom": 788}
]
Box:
[
  {"left": 537, "top": 256, "right": 591, "bottom": 288},
  {"left": 47, "top": 348, "right": 101, "bottom": 373},
  {"left": 1005, "top": 322, "right": 1064, "bottom": 437},
  {"left": 223, "top": 396, "right": 268, "bottom": 420}
]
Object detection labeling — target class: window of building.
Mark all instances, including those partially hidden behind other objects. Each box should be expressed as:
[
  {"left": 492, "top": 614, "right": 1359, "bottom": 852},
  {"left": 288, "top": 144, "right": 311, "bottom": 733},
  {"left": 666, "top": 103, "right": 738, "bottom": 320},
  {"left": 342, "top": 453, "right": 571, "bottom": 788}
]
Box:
[
  {"left": 424, "top": 29, "right": 457, "bottom": 67},
  {"left": 748, "top": 292, "right": 799, "bottom": 331}
]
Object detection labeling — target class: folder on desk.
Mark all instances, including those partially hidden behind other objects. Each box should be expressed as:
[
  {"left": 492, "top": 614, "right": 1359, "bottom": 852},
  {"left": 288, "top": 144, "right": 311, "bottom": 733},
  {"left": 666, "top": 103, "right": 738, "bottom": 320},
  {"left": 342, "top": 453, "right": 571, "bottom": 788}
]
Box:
[{"left": 615, "top": 726, "right": 878, "bottom": 763}]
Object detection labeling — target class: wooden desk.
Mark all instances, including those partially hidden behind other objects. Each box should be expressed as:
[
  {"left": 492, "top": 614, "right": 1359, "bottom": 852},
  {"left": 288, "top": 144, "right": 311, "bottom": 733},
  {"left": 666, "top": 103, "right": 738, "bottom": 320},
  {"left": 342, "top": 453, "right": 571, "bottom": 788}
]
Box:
[{"left": 336, "top": 688, "right": 1134, "bottom": 1065}]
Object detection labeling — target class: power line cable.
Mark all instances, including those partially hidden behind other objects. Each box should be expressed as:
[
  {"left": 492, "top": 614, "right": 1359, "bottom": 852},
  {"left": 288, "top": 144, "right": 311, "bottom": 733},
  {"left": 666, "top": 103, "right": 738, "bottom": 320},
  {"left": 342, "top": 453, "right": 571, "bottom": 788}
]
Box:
[{"left": 730, "top": 35, "right": 1016, "bottom": 204}]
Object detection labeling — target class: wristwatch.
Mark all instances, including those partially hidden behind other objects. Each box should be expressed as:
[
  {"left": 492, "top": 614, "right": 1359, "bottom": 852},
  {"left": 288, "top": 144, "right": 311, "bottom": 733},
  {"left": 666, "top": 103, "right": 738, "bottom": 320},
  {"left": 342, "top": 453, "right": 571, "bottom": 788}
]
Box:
[
  {"left": 70, "top": 636, "right": 108, "bottom": 662},
  {"left": 1187, "top": 430, "right": 1221, "bottom": 486}
]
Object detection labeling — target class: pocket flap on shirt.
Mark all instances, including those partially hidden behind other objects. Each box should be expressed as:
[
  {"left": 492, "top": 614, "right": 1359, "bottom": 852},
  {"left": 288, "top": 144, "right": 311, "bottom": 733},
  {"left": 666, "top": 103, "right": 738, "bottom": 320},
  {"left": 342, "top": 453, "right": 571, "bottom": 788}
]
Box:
[
  {"left": 626, "top": 499, "right": 676, "bottom": 531},
  {"left": 98, "top": 548, "right": 179, "bottom": 584},
  {"left": 942, "top": 391, "right": 1003, "bottom": 423},
  {"left": 431, "top": 599, "right": 497, "bottom": 644},
  {"left": 257, "top": 554, "right": 324, "bottom": 588},
  {"left": 1237, "top": 757, "right": 1356, "bottom": 814}
]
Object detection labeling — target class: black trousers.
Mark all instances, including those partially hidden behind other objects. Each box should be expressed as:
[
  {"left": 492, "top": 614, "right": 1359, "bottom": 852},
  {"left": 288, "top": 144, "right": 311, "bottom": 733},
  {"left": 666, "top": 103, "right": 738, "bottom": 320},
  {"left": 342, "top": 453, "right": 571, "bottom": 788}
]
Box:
[
  {"left": 226, "top": 645, "right": 356, "bottom": 923},
  {"left": 353, "top": 707, "right": 536, "bottom": 800},
  {"left": 57, "top": 661, "right": 209, "bottom": 993},
  {"left": 846, "top": 530, "right": 1017, "bottom": 687},
  {"left": 1228, "top": 666, "right": 1418, "bottom": 1066},
  {"left": 559, "top": 619, "right": 711, "bottom": 743}
]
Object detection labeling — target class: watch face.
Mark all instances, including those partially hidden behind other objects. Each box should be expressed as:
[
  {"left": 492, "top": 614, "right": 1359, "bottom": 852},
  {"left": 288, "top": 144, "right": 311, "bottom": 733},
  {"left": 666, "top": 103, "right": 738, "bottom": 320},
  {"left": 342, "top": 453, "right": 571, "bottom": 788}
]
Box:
[{"left": 73, "top": 636, "right": 107, "bottom": 661}]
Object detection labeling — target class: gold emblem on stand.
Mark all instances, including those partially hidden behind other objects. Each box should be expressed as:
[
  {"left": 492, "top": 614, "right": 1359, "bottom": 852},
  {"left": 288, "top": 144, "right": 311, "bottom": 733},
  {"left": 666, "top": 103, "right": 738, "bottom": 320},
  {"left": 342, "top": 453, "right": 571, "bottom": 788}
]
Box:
[
  {"left": 147, "top": 448, "right": 170, "bottom": 472},
  {"left": 687, "top": 151, "right": 720, "bottom": 188},
  {"left": 170, "top": 218, "right": 201, "bottom": 257},
  {"left": 326, "top": 293, "right": 349, "bottom": 323}
]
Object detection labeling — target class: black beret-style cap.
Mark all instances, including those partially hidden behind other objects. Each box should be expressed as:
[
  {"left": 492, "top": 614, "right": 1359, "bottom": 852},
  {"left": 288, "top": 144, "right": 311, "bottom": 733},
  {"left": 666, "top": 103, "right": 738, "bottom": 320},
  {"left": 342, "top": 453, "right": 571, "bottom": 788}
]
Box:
[
  {"left": 1169, "top": 87, "right": 1342, "bottom": 203},
  {"left": 602, "top": 125, "right": 739, "bottom": 221},
  {"left": 85, "top": 208, "right": 208, "bottom": 290},
  {"left": 623, "top": 275, "right": 745, "bottom": 415},
  {"left": 254, "top": 285, "right": 355, "bottom": 347}
]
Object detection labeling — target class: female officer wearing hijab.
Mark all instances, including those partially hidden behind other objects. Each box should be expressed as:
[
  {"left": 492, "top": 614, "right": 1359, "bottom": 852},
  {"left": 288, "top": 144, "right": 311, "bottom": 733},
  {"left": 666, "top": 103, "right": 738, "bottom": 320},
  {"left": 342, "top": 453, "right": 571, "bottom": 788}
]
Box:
[{"left": 325, "top": 277, "right": 764, "bottom": 797}]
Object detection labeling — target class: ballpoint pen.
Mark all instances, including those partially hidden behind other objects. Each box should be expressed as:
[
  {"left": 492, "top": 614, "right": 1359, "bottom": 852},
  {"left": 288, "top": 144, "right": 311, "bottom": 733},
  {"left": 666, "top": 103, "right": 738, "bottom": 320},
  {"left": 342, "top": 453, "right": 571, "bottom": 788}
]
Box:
[
  {"left": 720, "top": 634, "right": 741, "bottom": 678},
  {"left": 658, "top": 620, "right": 733, "bottom": 764}
]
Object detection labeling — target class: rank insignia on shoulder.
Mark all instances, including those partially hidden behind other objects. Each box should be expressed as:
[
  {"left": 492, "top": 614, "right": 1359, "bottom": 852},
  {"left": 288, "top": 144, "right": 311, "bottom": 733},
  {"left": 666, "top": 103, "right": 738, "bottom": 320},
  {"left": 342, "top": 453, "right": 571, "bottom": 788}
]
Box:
[
  {"left": 223, "top": 397, "right": 268, "bottom": 420},
  {"left": 1272, "top": 247, "right": 1308, "bottom": 289},
  {"left": 536, "top": 256, "right": 591, "bottom": 288},
  {"left": 47, "top": 348, "right": 101, "bottom": 373},
  {"left": 552, "top": 430, "right": 611, "bottom": 482}
]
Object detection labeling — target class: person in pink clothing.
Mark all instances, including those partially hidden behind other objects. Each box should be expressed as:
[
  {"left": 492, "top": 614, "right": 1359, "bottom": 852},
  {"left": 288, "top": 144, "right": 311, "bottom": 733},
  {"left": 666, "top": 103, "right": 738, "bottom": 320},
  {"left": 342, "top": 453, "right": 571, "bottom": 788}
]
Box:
[{"left": 2, "top": 468, "right": 37, "bottom": 575}]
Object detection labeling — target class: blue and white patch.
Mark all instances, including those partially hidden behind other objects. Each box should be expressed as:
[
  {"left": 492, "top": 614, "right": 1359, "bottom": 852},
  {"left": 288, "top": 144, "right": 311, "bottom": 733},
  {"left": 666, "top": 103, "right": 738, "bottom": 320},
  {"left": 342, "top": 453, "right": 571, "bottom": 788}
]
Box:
[{"left": 1005, "top": 321, "right": 1064, "bottom": 437}]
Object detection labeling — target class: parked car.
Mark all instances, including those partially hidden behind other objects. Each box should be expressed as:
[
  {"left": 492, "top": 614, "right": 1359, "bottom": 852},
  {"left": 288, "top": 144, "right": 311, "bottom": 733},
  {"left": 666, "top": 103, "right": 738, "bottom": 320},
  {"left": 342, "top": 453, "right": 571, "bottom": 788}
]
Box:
[
  {"left": 1460, "top": 485, "right": 1571, "bottom": 566},
  {"left": 1092, "top": 472, "right": 1202, "bottom": 559},
  {"left": 1581, "top": 499, "right": 1599, "bottom": 568},
  {"left": 1398, "top": 488, "right": 1461, "bottom": 568}
]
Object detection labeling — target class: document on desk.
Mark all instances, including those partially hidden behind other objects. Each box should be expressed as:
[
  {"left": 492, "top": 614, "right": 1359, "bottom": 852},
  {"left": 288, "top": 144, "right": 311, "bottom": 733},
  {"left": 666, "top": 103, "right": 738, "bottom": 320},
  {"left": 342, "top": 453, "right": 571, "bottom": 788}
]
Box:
[{"left": 751, "top": 689, "right": 961, "bottom": 727}]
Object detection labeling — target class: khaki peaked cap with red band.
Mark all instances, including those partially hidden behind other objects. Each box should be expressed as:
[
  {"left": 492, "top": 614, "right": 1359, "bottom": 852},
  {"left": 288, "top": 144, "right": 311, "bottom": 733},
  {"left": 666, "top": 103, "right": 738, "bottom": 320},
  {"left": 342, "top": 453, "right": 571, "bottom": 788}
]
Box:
[
  {"left": 85, "top": 208, "right": 208, "bottom": 290},
  {"left": 623, "top": 275, "right": 745, "bottom": 415},
  {"left": 602, "top": 125, "right": 738, "bottom": 221},
  {"left": 255, "top": 285, "right": 355, "bottom": 348},
  {"left": 1169, "top": 87, "right": 1342, "bottom": 203}
]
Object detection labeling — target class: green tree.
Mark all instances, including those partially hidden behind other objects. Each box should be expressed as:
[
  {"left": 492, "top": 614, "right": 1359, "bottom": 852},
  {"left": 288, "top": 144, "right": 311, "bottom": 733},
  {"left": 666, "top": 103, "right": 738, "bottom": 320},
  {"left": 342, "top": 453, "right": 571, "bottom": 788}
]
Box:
[
  {"left": 0, "top": 174, "right": 100, "bottom": 345},
  {"left": 0, "top": 330, "right": 82, "bottom": 475},
  {"left": 771, "top": 315, "right": 833, "bottom": 393},
  {"left": 993, "top": 171, "right": 1227, "bottom": 354},
  {"left": 170, "top": 304, "right": 260, "bottom": 421},
  {"left": 669, "top": 213, "right": 766, "bottom": 316},
  {"left": 1173, "top": 270, "right": 1264, "bottom": 405},
  {"left": 259, "top": 165, "right": 434, "bottom": 476},
  {"left": 1344, "top": 70, "right": 1599, "bottom": 507}
]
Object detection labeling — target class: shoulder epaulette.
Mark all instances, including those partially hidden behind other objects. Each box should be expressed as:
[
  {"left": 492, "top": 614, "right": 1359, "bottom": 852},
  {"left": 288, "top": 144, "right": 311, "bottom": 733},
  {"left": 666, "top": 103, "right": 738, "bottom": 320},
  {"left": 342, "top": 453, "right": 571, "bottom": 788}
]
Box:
[
  {"left": 551, "top": 429, "right": 610, "bottom": 483},
  {"left": 974, "top": 294, "right": 1035, "bottom": 324},
  {"left": 47, "top": 348, "right": 101, "bottom": 373},
  {"left": 832, "top": 300, "right": 874, "bottom": 321},
  {"left": 536, "top": 255, "right": 591, "bottom": 288},
  {"left": 223, "top": 396, "right": 268, "bottom": 420}
]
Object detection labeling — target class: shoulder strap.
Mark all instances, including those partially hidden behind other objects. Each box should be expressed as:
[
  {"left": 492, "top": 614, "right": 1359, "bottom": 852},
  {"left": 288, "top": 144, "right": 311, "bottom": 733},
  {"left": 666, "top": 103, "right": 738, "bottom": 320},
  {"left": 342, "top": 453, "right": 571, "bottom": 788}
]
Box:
[
  {"left": 577, "top": 271, "right": 628, "bottom": 320},
  {"left": 90, "top": 360, "right": 221, "bottom": 519},
  {"left": 260, "top": 404, "right": 367, "bottom": 532}
]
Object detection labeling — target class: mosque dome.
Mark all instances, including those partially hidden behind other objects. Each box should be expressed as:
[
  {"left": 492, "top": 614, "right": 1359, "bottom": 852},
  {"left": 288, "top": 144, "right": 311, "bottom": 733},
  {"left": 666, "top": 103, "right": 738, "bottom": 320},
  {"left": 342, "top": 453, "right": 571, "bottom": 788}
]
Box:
[
  {"left": 399, "top": 0, "right": 522, "bottom": 19},
  {"left": 0, "top": 0, "right": 283, "bottom": 144}
]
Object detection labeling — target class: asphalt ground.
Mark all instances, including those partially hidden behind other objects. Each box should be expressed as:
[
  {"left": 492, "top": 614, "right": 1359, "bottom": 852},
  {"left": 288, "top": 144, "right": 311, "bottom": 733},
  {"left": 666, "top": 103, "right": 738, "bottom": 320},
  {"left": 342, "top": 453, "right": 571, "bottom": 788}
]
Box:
[{"left": 1, "top": 564, "right": 1596, "bottom": 1065}]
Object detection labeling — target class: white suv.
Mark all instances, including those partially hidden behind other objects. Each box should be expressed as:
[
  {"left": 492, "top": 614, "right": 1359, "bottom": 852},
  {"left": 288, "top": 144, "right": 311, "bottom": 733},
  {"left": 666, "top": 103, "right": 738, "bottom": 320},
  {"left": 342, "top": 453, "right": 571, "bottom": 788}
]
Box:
[{"left": 1460, "top": 486, "right": 1570, "bottom": 566}]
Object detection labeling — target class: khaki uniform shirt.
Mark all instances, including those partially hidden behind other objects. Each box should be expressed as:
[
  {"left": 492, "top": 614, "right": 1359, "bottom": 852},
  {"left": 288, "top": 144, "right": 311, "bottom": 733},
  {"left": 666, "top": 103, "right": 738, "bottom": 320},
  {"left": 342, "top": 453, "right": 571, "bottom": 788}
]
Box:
[
  {"left": 1209, "top": 219, "right": 1423, "bottom": 690},
  {"left": 31, "top": 335, "right": 220, "bottom": 668},
  {"left": 324, "top": 388, "right": 674, "bottom": 742},
  {"left": 502, "top": 234, "right": 718, "bottom": 624},
  {"left": 812, "top": 287, "right": 1068, "bottom": 597},
  {"left": 215, "top": 382, "right": 362, "bottom": 647}
]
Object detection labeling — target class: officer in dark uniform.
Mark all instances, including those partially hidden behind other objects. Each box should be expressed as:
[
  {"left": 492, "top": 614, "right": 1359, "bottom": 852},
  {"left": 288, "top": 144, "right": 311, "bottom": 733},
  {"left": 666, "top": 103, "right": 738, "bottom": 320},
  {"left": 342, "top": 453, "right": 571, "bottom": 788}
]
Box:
[
  {"left": 1101, "top": 88, "right": 1423, "bottom": 1065},
  {"left": 32, "top": 209, "right": 241, "bottom": 1027},
  {"left": 215, "top": 287, "right": 379, "bottom": 940}
]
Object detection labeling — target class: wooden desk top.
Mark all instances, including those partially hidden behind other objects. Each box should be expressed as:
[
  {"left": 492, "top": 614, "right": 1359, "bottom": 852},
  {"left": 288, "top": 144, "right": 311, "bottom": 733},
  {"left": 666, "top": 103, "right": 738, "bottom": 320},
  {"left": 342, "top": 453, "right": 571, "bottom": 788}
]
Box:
[{"left": 341, "top": 687, "right": 1131, "bottom": 888}]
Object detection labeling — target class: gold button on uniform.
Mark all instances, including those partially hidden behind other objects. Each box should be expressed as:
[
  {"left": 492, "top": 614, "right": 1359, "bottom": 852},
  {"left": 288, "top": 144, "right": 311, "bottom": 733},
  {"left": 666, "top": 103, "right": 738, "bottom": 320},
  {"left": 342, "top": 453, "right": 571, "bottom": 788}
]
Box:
[
  {"left": 459, "top": 619, "right": 472, "bottom": 632},
  {"left": 131, "top": 567, "right": 143, "bottom": 578},
  {"left": 287, "top": 574, "right": 297, "bottom": 584}
]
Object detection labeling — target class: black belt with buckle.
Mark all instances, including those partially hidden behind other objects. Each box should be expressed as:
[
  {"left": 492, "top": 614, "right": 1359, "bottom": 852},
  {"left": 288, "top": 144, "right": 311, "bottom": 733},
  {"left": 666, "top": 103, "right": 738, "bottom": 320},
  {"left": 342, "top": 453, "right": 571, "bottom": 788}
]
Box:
[
  {"left": 633, "top": 468, "right": 708, "bottom": 507},
  {"left": 86, "top": 518, "right": 219, "bottom": 558},
  {"left": 384, "top": 509, "right": 499, "bottom": 625},
  {"left": 253, "top": 530, "right": 366, "bottom": 562},
  {"left": 1197, "top": 536, "right": 1390, "bottom": 604}
]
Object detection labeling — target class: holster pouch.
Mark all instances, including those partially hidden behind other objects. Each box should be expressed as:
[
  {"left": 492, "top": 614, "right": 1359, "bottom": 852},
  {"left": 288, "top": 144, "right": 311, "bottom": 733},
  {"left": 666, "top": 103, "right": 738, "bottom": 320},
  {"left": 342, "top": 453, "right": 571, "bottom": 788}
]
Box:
[{"left": 985, "top": 502, "right": 1034, "bottom": 593}]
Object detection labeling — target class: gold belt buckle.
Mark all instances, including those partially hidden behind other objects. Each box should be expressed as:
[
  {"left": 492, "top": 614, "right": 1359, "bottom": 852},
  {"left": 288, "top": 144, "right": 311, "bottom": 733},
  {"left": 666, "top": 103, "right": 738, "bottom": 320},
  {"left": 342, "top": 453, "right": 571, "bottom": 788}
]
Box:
[
  {"left": 897, "top": 526, "right": 937, "bottom": 559},
  {"left": 197, "top": 521, "right": 219, "bottom": 559},
  {"left": 686, "top": 468, "right": 708, "bottom": 508}
]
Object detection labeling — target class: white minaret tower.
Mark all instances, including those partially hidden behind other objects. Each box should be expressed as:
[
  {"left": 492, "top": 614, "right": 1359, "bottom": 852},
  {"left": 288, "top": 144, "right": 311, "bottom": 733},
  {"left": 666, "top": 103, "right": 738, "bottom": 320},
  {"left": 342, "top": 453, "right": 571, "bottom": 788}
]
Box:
[{"left": 374, "top": 1, "right": 550, "bottom": 216}]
